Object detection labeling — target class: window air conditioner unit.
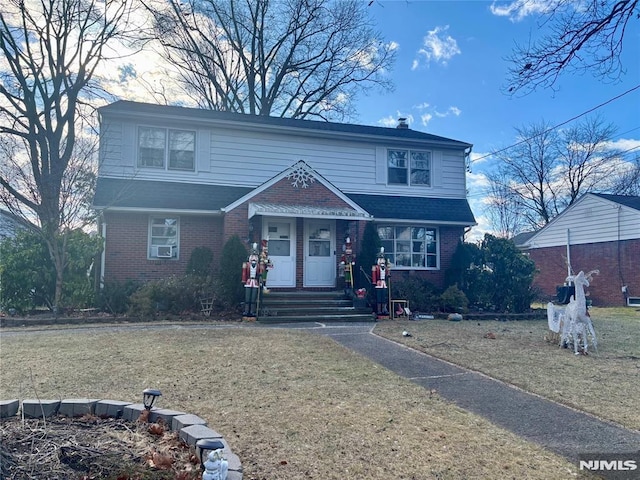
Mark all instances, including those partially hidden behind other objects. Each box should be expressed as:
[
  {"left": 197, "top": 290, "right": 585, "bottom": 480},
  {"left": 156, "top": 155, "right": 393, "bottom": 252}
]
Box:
[{"left": 155, "top": 246, "right": 173, "bottom": 258}]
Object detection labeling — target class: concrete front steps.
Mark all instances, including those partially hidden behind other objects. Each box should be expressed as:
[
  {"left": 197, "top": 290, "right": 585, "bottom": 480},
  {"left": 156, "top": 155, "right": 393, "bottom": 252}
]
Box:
[{"left": 257, "top": 290, "right": 373, "bottom": 324}]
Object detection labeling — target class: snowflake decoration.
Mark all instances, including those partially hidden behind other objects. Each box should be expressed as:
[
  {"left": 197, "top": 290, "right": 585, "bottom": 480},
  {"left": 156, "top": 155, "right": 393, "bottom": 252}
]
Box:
[{"left": 287, "top": 160, "right": 316, "bottom": 188}]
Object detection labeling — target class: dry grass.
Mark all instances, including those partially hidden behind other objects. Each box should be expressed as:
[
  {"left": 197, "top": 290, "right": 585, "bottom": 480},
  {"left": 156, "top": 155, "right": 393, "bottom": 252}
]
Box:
[
  {"left": 375, "top": 307, "right": 640, "bottom": 430},
  {"left": 0, "top": 327, "right": 578, "bottom": 479}
]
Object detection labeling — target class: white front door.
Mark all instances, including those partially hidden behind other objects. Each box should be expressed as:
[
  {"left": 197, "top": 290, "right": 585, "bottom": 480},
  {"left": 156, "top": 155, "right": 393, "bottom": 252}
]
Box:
[
  {"left": 304, "top": 219, "right": 336, "bottom": 287},
  {"left": 263, "top": 218, "right": 296, "bottom": 287}
]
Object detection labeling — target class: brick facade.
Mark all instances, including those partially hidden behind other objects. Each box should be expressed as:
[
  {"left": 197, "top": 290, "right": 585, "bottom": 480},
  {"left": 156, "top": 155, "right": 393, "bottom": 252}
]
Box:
[
  {"left": 528, "top": 239, "right": 639, "bottom": 307},
  {"left": 101, "top": 178, "right": 467, "bottom": 290},
  {"left": 102, "top": 212, "right": 223, "bottom": 283}
]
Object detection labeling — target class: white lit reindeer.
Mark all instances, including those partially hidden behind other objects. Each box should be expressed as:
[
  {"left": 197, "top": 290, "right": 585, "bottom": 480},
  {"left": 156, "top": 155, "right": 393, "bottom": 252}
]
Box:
[{"left": 547, "top": 270, "right": 599, "bottom": 355}]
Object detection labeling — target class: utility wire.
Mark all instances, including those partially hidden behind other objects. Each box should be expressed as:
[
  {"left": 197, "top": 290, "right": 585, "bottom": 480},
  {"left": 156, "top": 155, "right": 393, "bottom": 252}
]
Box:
[
  {"left": 466, "top": 144, "right": 640, "bottom": 198},
  {"left": 470, "top": 83, "right": 640, "bottom": 164}
]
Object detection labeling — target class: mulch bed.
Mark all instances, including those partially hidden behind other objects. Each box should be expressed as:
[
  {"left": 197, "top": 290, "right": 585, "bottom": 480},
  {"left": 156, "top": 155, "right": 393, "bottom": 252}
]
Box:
[{"left": 0, "top": 414, "right": 201, "bottom": 480}]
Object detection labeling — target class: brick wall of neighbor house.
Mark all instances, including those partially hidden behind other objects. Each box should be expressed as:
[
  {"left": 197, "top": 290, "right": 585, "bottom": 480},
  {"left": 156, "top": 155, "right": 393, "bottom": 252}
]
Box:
[
  {"left": 103, "top": 212, "right": 223, "bottom": 283},
  {"left": 528, "top": 239, "right": 639, "bottom": 307}
]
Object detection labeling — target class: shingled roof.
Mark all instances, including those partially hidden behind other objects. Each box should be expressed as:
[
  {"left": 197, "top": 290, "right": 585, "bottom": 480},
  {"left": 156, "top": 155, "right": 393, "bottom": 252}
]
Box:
[
  {"left": 346, "top": 193, "right": 476, "bottom": 225},
  {"left": 93, "top": 178, "right": 252, "bottom": 212},
  {"left": 99, "top": 100, "right": 472, "bottom": 148},
  {"left": 93, "top": 178, "right": 476, "bottom": 225},
  {"left": 592, "top": 193, "right": 640, "bottom": 211}
]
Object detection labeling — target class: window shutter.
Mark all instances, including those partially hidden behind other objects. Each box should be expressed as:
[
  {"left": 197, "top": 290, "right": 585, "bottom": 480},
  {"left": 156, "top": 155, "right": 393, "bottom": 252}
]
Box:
[
  {"left": 432, "top": 151, "right": 442, "bottom": 187},
  {"left": 197, "top": 129, "right": 210, "bottom": 173},
  {"left": 375, "top": 146, "right": 386, "bottom": 184},
  {"left": 122, "top": 122, "right": 135, "bottom": 167}
]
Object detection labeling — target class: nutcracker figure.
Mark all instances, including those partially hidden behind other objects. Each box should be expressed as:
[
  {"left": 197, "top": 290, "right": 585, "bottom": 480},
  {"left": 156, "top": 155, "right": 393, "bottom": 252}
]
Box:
[
  {"left": 340, "top": 235, "right": 356, "bottom": 296},
  {"left": 242, "top": 243, "right": 262, "bottom": 318},
  {"left": 371, "top": 247, "right": 390, "bottom": 318},
  {"left": 259, "top": 237, "right": 273, "bottom": 293}
]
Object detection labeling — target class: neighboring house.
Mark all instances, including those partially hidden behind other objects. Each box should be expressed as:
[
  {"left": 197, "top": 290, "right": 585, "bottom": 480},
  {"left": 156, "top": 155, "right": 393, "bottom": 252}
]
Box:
[
  {"left": 92, "top": 101, "right": 476, "bottom": 291},
  {"left": 518, "top": 193, "right": 640, "bottom": 307}
]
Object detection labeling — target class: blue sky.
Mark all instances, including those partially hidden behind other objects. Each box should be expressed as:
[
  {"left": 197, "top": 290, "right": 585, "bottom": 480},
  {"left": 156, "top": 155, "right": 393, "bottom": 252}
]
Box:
[
  {"left": 352, "top": 0, "right": 640, "bottom": 238},
  {"left": 99, "top": 0, "right": 639, "bottom": 239}
]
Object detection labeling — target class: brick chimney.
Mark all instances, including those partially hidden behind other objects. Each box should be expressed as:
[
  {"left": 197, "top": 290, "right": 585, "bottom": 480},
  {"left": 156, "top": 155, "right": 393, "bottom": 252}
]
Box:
[{"left": 397, "top": 117, "right": 409, "bottom": 129}]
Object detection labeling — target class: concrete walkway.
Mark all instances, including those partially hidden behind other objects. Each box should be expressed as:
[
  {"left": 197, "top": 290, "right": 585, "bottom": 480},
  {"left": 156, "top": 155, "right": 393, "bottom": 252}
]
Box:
[{"left": 294, "top": 322, "right": 640, "bottom": 463}]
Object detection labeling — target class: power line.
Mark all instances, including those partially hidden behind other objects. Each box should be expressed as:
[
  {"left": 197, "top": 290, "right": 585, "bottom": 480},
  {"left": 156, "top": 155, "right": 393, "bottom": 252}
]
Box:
[
  {"left": 466, "top": 144, "right": 640, "bottom": 198},
  {"left": 470, "top": 83, "right": 640, "bottom": 164}
]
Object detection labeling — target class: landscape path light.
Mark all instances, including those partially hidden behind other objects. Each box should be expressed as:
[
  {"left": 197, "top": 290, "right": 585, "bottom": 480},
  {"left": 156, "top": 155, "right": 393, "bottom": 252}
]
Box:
[
  {"left": 142, "top": 388, "right": 162, "bottom": 410},
  {"left": 196, "top": 438, "right": 228, "bottom": 480}
]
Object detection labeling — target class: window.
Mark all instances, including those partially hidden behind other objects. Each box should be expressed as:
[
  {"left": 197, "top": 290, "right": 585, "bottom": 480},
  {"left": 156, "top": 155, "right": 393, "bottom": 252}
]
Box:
[
  {"left": 377, "top": 225, "right": 438, "bottom": 269},
  {"left": 387, "top": 149, "right": 431, "bottom": 186},
  {"left": 149, "top": 217, "right": 179, "bottom": 259},
  {"left": 138, "top": 127, "right": 195, "bottom": 171}
]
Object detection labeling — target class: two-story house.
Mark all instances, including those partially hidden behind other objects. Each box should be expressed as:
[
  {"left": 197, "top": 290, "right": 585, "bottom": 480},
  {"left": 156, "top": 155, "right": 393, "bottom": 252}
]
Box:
[{"left": 93, "top": 101, "right": 476, "bottom": 290}]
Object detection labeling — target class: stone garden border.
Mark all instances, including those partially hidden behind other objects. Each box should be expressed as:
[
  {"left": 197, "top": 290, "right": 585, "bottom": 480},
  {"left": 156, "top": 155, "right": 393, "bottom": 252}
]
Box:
[{"left": 0, "top": 398, "right": 242, "bottom": 480}]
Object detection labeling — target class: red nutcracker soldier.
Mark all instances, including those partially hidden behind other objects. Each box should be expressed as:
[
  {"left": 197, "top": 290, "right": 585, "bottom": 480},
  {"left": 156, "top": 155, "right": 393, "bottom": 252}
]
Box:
[
  {"left": 242, "top": 243, "right": 262, "bottom": 318},
  {"left": 340, "top": 235, "right": 356, "bottom": 296},
  {"left": 371, "top": 247, "right": 390, "bottom": 318}
]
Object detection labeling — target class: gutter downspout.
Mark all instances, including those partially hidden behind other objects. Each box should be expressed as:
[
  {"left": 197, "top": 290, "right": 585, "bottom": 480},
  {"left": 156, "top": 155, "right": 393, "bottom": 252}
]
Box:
[
  {"left": 100, "top": 213, "right": 106, "bottom": 289},
  {"left": 566, "top": 228, "right": 572, "bottom": 278}
]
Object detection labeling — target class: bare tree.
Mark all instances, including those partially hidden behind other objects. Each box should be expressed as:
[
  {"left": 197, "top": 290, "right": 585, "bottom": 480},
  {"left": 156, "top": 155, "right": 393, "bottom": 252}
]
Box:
[
  {"left": 609, "top": 154, "right": 640, "bottom": 195},
  {"left": 555, "top": 116, "right": 620, "bottom": 206},
  {"left": 505, "top": 0, "right": 638, "bottom": 95},
  {"left": 488, "top": 121, "right": 561, "bottom": 231},
  {"left": 144, "top": 0, "right": 396, "bottom": 120},
  {"left": 485, "top": 116, "right": 623, "bottom": 233},
  {"left": 0, "top": 0, "right": 135, "bottom": 312},
  {"left": 483, "top": 169, "right": 527, "bottom": 238}
]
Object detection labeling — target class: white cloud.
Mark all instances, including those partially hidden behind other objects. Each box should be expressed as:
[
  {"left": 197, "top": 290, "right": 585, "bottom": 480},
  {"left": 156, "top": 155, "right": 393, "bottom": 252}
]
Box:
[
  {"left": 467, "top": 169, "right": 491, "bottom": 189},
  {"left": 378, "top": 112, "right": 414, "bottom": 128},
  {"left": 604, "top": 137, "right": 640, "bottom": 152},
  {"left": 378, "top": 115, "right": 398, "bottom": 128},
  {"left": 434, "top": 106, "right": 461, "bottom": 118},
  {"left": 489, "top": 0, "right": 561, "bottom": 22},
  {"left": 469, "top": 151, "right": 492, "bottom": 165},
  {"left": 420, "top": 113, "right": 432, "bottom": 126},
  {"left": 412, "top": 25, "right": 461, "bottom": 69}
]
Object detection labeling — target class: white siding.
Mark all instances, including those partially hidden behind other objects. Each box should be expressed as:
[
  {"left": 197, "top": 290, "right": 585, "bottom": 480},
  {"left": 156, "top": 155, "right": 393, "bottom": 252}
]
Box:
[
  {"left": 99, "top": 115, "right": 469, "bottom": 199},
  {"left": 528, "top": 195, "right": 640, "bottom": 248}
]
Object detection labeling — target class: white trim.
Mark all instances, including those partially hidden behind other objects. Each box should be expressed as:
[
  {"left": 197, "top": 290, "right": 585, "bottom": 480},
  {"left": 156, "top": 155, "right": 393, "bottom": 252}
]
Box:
[
  {"left": 148, "top": 216, "right": 180, "bottom": 260},
  {"left": 373, "top": 217, "right": 476, "bottom": 226},
  {"left": 263, "top": 217, "right": 296, "bottom": 287},
  {"left": 248, "top": 202, "right": 370, "bottom": 220},
  {"left": 136, "top": 125, "right": 197, "bottom": 172},
  {"left": 95, "top": 206, "right": 223, "bottom": 216},
  {"left": 377, "top": 223, "right": 440, "bottom": 271}
]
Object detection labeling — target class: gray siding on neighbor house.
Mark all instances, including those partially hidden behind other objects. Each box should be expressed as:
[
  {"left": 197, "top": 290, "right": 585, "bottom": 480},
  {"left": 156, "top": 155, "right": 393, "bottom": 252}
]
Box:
[{"left": 525, "top": 194, "right": 640, "bottom": 248}]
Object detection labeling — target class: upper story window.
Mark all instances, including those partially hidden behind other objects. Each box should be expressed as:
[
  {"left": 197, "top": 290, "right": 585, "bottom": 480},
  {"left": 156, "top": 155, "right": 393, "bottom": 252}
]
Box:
[
  {"left": 138, "top": 127, "right": 195, "bottom": 171},
  {"left": 387, "top": 149, "right": 431, "bottom": 186},
  {"left": 377, "top": 225, "right": 438, "bottom": 269}
]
